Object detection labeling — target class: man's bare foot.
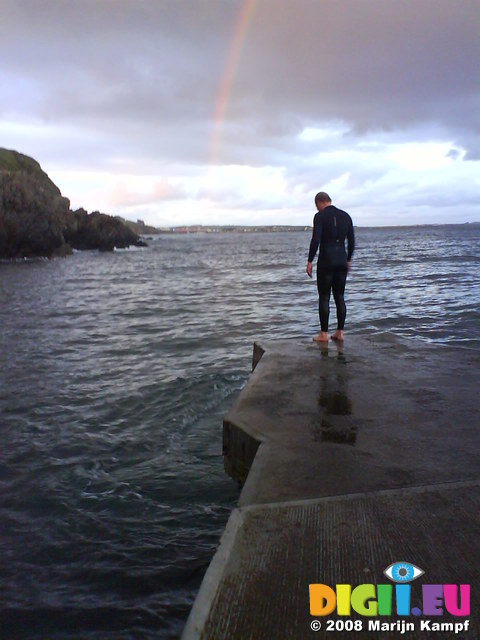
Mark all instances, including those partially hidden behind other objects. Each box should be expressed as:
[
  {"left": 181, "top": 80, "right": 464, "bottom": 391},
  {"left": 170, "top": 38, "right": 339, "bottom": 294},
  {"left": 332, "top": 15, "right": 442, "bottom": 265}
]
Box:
[
  {"left": 313, "top": 332, "right": 329, "bottom": 342},
  {"left": 331, "top": 331, "right": 344, "bottom": 341}
]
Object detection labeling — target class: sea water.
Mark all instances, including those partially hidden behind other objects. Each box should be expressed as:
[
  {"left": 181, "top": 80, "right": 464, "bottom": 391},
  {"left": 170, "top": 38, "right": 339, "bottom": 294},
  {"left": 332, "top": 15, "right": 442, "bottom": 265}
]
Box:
[{"left": 1, "top": 226, "right": 479, "bottom": 639}]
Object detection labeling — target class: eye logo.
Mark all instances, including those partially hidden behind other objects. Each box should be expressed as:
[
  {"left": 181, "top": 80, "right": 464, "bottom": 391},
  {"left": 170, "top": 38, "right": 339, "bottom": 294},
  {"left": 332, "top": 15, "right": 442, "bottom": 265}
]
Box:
[{"left": 384, "top": 562, "right": 424, "bottom": 583}]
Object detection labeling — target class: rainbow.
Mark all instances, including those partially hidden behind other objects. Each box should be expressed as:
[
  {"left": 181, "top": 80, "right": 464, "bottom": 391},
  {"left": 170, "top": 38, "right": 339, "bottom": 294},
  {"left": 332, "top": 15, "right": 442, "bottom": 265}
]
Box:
[{"left": 209, "top": 0, "right": 258, "bottom": 166}]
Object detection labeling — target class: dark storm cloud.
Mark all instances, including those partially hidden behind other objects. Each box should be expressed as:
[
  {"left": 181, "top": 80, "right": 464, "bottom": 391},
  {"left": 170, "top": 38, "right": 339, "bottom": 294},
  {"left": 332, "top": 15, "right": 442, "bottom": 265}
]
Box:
[
  {"left": 226, "top": 0, "right": 480, "bottom": 161},
  {"left": 1, "top": 0, "right": 479, "bottom": 225},
  {"left": 1, "top": 0, "right": 236, "bottom": 166},
  {"left": 2, "top": 0, "right": 479, "bottom": 165}
]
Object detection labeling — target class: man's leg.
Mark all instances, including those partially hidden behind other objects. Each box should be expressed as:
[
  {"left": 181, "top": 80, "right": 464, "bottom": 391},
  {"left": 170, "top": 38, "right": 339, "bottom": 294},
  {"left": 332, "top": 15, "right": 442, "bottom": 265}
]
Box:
[
  {"left": 314, "top": 270, "right": 333, "bottom": 341},
  {"left": 331, "top": 269, "right": 347, "bottom": 340}
]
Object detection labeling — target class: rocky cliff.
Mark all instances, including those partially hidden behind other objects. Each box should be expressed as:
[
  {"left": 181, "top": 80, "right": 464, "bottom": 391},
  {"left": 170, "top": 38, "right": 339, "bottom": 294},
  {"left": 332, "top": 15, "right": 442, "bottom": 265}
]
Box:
[{"left": 0, "top": 148, "right": 146, "bottom": 259}]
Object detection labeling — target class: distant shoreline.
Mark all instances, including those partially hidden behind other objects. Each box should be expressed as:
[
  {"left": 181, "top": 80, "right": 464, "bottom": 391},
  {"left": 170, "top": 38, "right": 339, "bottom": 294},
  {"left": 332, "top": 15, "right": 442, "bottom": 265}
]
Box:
[{"left": 140, "top": 222, "right": 480, "bottom": 235}]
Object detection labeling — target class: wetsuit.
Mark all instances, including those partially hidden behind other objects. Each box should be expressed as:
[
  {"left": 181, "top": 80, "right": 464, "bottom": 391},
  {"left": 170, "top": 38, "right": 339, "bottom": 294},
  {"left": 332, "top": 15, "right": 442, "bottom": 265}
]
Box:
[{"left": 308, "top": 205, "right": 355, "bottom": 332}]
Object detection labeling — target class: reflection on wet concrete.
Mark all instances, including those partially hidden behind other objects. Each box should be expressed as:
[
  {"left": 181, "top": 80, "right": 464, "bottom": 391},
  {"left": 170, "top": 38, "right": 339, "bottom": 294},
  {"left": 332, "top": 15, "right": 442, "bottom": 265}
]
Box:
[{"left": 314, "top": 343, "right": 357, "bottom": 445}]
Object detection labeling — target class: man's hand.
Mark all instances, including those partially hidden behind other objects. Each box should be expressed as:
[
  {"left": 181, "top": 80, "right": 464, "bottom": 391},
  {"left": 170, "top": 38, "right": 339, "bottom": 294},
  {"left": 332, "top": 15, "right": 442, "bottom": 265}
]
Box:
[
  {"left": 306, "top": 261, "right": 313, "bottom": 278},
  {"left": 347, "top": 260, "right": 352, "bottom": 273}
]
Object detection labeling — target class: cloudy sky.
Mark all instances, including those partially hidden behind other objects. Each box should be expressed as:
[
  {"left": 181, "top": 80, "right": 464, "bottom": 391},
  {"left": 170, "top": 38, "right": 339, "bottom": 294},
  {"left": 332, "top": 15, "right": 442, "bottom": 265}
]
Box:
[{"left": 1, "top": 0, "right": 479, "bottom": 227}]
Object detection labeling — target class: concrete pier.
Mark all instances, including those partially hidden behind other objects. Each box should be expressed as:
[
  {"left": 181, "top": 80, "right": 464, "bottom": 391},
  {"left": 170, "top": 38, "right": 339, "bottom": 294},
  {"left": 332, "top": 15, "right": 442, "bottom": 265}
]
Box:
[{"left": 182, "top": 335, "right": 480, "bottom": 639}]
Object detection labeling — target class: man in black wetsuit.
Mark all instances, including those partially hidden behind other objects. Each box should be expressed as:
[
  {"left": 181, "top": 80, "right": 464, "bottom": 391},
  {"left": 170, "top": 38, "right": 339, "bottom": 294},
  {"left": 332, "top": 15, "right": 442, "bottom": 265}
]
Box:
[{"left": 306, "top": 192, "right": 355, "bottom": 342}]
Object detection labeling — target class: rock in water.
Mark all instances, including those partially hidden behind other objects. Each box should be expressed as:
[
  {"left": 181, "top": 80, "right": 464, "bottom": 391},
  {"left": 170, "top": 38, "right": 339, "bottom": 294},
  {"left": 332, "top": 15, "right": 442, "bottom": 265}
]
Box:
[
  {"left": 66, "top": 209, "right": 147, "bottom": 252},
  {"left": 0, "top": 149, "right": 73, "bottom": 258},
  {"left": 0, "top": 148, "right": 146, "bottom": 259}
]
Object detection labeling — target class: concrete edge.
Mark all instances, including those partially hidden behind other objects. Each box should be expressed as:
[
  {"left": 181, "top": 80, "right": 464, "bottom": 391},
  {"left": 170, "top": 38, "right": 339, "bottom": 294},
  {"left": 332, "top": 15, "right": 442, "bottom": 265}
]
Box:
[
  {"left": 222, "top": 342, "right": 269, "bottom": 485},
  {"left": 236, "top": 478, "right": 480, "bottom": 513},
  {"left": 223, "top": 416, "right": 262, "bottom": 485},
  {"left": 181, "top": 508, "right": 245, "bottom": 640},
  {"left": 252, "top": 341, "right": 266, "bottom": 370}
]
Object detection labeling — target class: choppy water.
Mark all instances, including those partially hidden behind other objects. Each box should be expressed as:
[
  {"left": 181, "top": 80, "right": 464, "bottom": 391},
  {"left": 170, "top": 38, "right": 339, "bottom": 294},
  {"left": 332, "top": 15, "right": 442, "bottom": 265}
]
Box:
[{"left": 1, "top": 226, "right": 479, "bottom": 639}]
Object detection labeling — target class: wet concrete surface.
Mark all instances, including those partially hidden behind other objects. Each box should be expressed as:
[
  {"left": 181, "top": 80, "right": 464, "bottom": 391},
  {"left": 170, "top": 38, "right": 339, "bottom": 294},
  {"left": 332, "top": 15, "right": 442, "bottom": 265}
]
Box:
[
  {"left": 227, "top": 335, "right": 480, "bottom": 506},
  {"left": 183, "top": 336, "right": 480, "bottom": 639}
]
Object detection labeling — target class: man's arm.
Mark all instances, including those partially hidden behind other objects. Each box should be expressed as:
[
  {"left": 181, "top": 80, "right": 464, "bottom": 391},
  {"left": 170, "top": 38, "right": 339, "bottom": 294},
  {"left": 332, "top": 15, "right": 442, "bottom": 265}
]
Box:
[
  {"left": 347, "top": 218, "right": 355, "bottom": 262},
  {"left": 306, "top": 213, "right": 322, "bottom": 277}
]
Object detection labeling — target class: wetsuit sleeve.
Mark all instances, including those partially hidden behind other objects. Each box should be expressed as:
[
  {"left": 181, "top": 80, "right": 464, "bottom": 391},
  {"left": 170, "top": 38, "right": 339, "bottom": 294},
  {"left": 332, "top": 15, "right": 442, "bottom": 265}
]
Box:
[
  {"left": 308, "top": 213, "right": 322, "bottom": 262},
  {"left": 347, "top": 217, "right": 355, "bottom": 261}
]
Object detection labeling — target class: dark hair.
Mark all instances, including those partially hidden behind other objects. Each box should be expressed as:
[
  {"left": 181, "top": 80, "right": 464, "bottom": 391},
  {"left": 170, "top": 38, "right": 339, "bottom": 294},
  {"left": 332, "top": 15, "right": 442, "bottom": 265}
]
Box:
[{"left": 315, "top": 191, "right": 331, "bottom": 205}]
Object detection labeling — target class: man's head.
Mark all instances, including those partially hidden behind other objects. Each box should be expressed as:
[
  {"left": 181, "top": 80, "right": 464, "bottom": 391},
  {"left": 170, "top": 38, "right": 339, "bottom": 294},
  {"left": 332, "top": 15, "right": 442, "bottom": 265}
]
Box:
[{"left": 315, "top": 192, "right": 332, "bottom": 210}]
